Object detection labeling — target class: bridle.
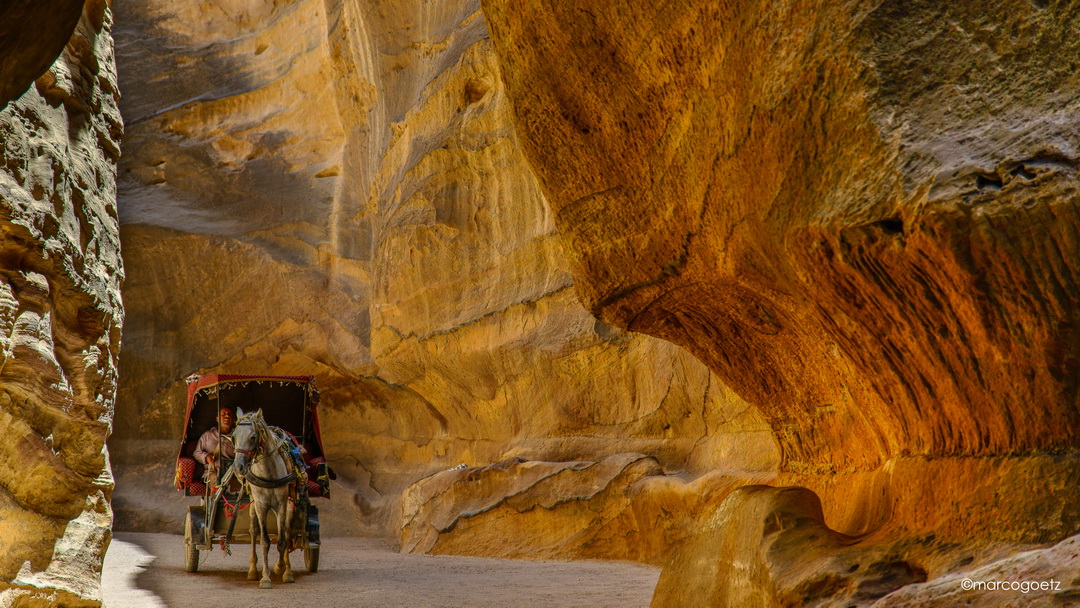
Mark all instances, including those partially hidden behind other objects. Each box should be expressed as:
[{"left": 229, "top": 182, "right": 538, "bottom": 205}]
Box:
[
  {"left": 232, "top": 414, "right": 281, "bottom": 458},
  {"left": 231, "top": 414, "right": 297, "bottom": 489},
  {"left": 232, "top": 417, "right": 262, "bottom": 459}
]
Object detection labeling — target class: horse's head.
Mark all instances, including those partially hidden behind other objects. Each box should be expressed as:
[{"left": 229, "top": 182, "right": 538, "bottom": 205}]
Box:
[{"left": 231, "top": 407, "right": 263, "bottom": 478}]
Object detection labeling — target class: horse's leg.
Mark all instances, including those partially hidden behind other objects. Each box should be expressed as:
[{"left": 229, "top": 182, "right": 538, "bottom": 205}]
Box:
[
  {"left": 256, "top": 496, "right": 273, "bottom": 589},
  {"left": 247, "top": 508, "right": 259, "bottom": 581},
  {"left": 272, "top": 493, "right": 284, "bottom": 576},
  {"left": 280, "top": 489, "right": 296, "bottom": 583},
  {"left": 271, "top": 491, "right": 293, "bottom": 582}
]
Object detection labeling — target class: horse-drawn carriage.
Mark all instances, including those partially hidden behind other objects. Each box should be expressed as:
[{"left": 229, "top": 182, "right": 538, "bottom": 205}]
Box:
[{"left": 174, "top": 374, "right": 331, "bottom": 584}]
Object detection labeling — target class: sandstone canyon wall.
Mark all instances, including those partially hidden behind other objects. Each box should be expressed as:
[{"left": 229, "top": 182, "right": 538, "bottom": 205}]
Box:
[
  {"left": 104, "top": 0, "right": 1080, "bottom": 605},
  {"left": 482, "top": 0, "right": 1080, "bottom": 477},
  {"left": 478, "top": 0, "right": 1080, "bottom": 604},
  {"left": 109, "top": 0, "right": 775, "bottom": 551},
  {"left": 0, "top": 1, "right": 124, "bottom": 606}
]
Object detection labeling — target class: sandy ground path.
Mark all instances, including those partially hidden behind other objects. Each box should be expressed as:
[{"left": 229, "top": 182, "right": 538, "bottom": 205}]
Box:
[{"left": 104, "top": 533, "right": 661, "bottom": 608}]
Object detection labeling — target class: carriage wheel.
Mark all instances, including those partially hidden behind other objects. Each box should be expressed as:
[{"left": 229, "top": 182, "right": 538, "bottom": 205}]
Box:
[
  {"left": 304, "top": 547, "right": 319, "bottom": 573},
  {"left": 184, "top": 511, "right": 200, "bottom": 573}
]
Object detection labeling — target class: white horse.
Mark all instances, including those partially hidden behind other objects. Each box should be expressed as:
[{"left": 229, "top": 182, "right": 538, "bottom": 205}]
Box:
[{"left": 231, "top": 408, "right": 300, "bottom": 588}]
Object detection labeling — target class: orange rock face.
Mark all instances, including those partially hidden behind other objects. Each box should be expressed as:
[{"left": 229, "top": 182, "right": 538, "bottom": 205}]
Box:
[
  {"left": 478, "top": 0, "right": 1080, "bottom": 603},
  {"left": 651, "top": 483, "right": 1080, "bottom": 607},
  {"left": 480, "top": 0, "right": 1080, "bottom": 471},
  {"left": 480, "top": 0, "right": 1080, "bottom": 508},
  {"left": 651, "top": 486, "right": 929, "bottom": 608}
]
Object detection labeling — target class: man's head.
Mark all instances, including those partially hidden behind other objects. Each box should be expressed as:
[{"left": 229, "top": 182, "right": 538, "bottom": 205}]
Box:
[{"left": 218, "top": 407, "right": 235, "bottom": 434}]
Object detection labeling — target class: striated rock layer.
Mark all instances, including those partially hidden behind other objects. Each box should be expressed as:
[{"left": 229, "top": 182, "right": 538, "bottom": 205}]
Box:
[
  {"left": 481, "top": 0, "right": 1080, "bottom": 473},
  {"left": 0, "top": 1, "right": 124, "bottom": 606},
  {"left": 478, "top": 0, "right": 1080, "bottom": 603},
  {"left": 402, "top": 454, "right": 773, "bottom": 564},
  {"left": 110, "top": 0, "right": 775, "bottom": 538}
]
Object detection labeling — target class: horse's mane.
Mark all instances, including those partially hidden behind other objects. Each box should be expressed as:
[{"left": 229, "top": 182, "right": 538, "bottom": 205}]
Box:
[{"left": 237, "top": 409, "right": 284, "bottom": 455}]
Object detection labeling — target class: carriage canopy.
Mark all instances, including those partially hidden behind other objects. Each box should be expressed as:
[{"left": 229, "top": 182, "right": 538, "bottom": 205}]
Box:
[{"left": 176, "top": 374, "right": 327, "bottom": 469}]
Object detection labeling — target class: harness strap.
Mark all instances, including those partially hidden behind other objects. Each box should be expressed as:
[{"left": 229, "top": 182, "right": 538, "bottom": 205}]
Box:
[
  {"left": 234, "top": 413, "right": 303, "bottom": 489},
  {"left": 246, "top": 470, "right": 298, "bottom": 489},
  {"left": 223, "top": 482, "right": 247, "bottom": 555}
]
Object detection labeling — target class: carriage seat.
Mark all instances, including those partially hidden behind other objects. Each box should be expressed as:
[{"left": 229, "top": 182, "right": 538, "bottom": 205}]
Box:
[
  {"left": 175, "top": 444, "right": 329, "bottom": 498},
  {"left": 175, "top": 439, "right": 207, "bottom": 495}
]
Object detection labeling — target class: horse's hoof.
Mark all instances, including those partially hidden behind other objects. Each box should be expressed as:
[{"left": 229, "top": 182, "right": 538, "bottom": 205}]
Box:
[
  {"left": 273, "top": 564, "right": 283, "bottom": 575},
  {"left": 284, "top": 574, "right": 295, "bottom": 584},
  {"left": 247, "top": 571, "right": 259, "bottom": 581},
  {"left": 260, "top": 580, "right": 272, "bottom": 589}
]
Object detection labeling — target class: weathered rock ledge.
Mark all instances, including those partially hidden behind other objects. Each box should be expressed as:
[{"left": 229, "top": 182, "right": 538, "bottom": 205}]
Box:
[{"left": 402, "top": 454, "right": 772, "bottom": 564}]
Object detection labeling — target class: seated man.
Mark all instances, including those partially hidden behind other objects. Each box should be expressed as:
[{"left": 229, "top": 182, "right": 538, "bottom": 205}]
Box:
[{"left": 193, "top": 406, "right": 236, "bottom": 486}]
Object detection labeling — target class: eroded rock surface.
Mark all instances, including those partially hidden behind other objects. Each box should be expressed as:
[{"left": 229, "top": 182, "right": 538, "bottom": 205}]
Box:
[
  {"left": 652, "top": 485, "right": 1080, "bottom": 608},
  {"left": 109, "top": 0, "right": 775, "bottom": 539},
  {"left": 873, "top": 534, "right": 1080, "bottom": 607},
  {"left": 402, "top": 454, "right": 773, "bottom": 564},
  {"left": 0, "top": 2, "right": 123, "bottom": 605},
  {"left": 652, "top": 486, "right": 916, "bottom": 608}
]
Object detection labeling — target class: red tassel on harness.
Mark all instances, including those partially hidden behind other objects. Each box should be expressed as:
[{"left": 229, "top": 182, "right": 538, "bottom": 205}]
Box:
[{"left": 221, "top": 493, "right": 250, "bottom": 519}]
